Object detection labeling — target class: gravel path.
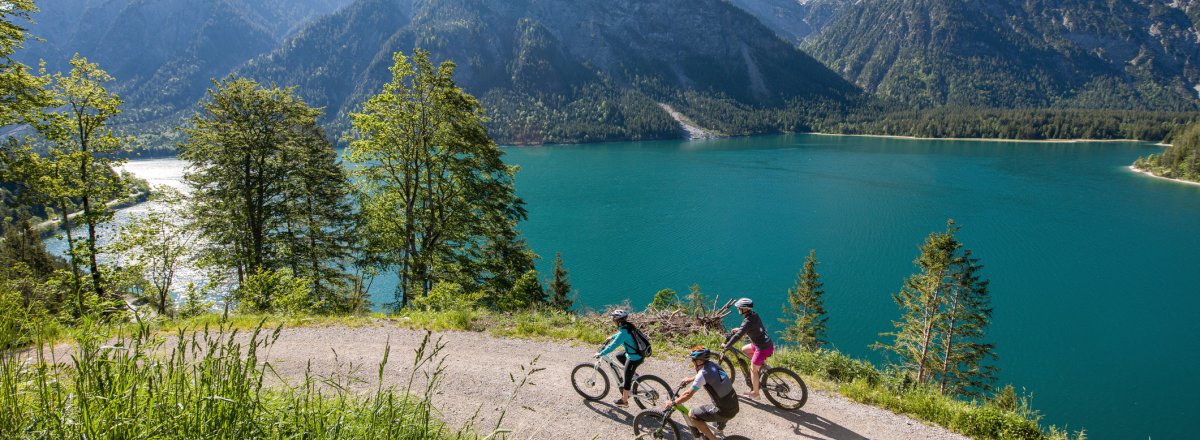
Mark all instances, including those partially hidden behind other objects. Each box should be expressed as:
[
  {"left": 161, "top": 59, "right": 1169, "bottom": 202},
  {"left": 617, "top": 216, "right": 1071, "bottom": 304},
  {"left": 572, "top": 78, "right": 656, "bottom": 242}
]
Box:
[{"left": 258, "top": 326, "right": 967, "bottom": 440}]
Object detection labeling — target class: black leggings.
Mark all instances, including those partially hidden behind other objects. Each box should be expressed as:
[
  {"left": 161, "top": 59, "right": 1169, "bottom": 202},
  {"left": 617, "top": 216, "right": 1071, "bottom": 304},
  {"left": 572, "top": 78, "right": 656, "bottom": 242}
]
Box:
[{"left": 615, "top": 353, "right": 644, "bottom": 391}]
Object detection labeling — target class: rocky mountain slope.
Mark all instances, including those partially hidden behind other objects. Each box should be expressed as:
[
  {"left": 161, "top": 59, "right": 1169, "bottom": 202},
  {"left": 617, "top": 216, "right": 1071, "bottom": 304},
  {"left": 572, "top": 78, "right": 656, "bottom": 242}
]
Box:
[
  {"left": 243, "top": 0, "right": 859, "bottom": 143},
  {"left": 734, "top": 0, "right": 1200, "bottom": 110},
  {"left": 18, "top": 0, "right": 354, "bottom": 122}
]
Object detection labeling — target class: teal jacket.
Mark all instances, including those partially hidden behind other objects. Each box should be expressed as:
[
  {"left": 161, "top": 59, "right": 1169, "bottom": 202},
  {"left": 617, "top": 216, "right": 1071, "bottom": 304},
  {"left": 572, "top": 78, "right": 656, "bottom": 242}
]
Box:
[{"left": 598, "top": 325, "right": 643, "bottom": 362}]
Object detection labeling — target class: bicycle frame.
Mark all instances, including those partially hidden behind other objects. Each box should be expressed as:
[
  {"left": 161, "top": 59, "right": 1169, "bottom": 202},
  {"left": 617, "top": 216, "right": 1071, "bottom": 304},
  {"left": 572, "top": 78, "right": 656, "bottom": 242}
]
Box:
[
  {"left": 590, "top": 340, "right": 653, "bottom": 397},
  {"left": 719, "top": 345, "right": 769, "bottom": 383},
  {"left": 653, "top": 385, "right": 723, "bottom": 440}
]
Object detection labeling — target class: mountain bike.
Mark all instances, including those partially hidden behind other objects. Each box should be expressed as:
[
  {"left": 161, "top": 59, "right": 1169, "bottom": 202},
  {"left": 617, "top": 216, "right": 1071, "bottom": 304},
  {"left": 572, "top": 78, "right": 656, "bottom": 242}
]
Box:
[
  {"left": 631, "top": 385, "right": 750, "bottom": 440},
  {"left": 571, "top": 337, "right": 672, "bottom": 410},
  {"left": 719, "top": 333, "right": 808, "bottom": 410}
]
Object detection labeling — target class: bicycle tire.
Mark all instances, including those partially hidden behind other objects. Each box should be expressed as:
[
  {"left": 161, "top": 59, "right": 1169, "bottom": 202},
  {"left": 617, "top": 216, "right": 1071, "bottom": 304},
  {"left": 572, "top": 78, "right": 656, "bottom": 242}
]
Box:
[
  {"left": 721, "top": 436, "right": 751, "bottom": 440},
  {"left": 631, "top": 374, "right": 672, "bottom": 410},
  {"left": 570, "top": 363, "right": 609, "bottom": 401},
  {"left": 632, "top": 410, "right": 681, "bottom": 440},
  {"left": 762, "top": 367, "right": 808, "bottom": 410},
  {"left": 721, "top": 355, "right": 748, "bottom": 388}
]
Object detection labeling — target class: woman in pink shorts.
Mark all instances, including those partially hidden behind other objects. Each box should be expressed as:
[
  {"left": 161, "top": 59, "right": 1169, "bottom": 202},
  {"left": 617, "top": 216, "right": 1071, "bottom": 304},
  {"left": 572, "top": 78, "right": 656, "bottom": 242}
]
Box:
[{"left": 723, "top": 297, "right": 774, "bottom": 399}]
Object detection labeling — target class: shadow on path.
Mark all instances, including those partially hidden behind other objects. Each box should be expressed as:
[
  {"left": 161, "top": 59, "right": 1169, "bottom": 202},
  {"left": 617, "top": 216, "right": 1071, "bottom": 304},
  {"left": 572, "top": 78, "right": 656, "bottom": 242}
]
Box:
[
  {"left": 737, "top": 396, "right": 868, "bottom": 440},
  {"left": 583, "top": 399, "right": 635, "bottom": 426}
]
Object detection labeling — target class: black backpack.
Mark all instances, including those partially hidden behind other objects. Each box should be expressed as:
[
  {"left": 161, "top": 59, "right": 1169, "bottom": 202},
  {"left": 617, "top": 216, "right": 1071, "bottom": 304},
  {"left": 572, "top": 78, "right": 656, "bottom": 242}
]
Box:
[{"left": 629, "top": 325, "right": 653, "bottom": 358}]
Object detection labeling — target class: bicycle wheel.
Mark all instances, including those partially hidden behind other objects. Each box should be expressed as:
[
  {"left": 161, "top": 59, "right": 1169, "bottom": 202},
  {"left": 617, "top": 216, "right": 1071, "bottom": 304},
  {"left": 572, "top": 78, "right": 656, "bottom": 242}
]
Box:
[
  {"left": 720, "top": 355, "right": 747, "bottom": 388},
  {"left": 632, "top": 410, "right": 681, "bottom": 440},
  {"left": 571, "top": 363, "right": 610, "bottom": 401},
  {"left": 631, "top": 374, "right": 672, "bottom": 410},
  {"left": 721, "top": 436, "right": 751, "bottom": 440},
  {"left": 762, "top": 367, "right": 808, "bottom": 410}
]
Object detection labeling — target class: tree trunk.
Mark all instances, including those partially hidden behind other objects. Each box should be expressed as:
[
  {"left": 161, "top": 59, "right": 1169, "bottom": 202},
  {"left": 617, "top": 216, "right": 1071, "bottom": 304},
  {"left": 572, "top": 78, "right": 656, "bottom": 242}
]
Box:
[
  {"left": 939, "top": 289, "right": 961, "bottom": 394},
  {"left": 78, "top": 132, "right": 105, "bottom": 300},
  {"left": 60, "top": 198, "right": 84, "bottom": 315}
]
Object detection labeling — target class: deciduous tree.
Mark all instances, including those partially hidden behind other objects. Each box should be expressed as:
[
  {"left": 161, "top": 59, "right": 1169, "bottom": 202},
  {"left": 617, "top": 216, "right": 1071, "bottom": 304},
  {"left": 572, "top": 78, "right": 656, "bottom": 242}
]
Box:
[{"left": 349, "top": 50, "right": 531, "bottom": 310}]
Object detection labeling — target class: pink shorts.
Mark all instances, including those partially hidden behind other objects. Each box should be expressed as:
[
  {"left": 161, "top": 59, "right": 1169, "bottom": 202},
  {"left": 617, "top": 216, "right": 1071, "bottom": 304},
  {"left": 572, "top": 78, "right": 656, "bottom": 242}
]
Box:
[{"left": 750, "top": 345, "right": 774, "bottom": 366}]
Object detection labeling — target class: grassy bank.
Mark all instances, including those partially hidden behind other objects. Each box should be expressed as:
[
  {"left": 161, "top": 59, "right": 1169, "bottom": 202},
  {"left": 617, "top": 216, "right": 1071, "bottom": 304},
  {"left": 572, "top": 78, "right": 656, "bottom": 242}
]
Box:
[
  {"left": 158, "top": 307, "right": 1081, "bottom": 440},
  {"left": 0, "top": 319, "right": 483, "bottom": 439}
]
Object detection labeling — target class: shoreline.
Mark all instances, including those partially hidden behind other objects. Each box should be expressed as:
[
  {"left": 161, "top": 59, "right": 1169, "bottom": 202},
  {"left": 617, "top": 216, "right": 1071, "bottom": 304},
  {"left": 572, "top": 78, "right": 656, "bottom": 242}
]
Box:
[
  {"left": 1128, "top": 166, "right": 1200, "bottom": 187},
  {"left": 803, "top": 132, "right": 1154, "bottom": 144}
]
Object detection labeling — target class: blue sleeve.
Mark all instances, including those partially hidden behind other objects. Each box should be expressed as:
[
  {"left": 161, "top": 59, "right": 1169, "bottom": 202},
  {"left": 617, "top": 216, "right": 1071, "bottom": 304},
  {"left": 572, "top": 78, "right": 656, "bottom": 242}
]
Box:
[{"left": 598, "top": 330, "right": 627, "bottom": 356}]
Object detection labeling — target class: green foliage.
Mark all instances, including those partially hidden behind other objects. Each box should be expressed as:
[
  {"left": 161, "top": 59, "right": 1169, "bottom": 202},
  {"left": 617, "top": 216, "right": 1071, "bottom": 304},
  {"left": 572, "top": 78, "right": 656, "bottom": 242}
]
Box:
[
  {"left": 802, "top": 0, "right": 1200, "bottom": 111},
  {"left": 106, "top": 187, "right": 195, "bottom": 316},
  {"left": 494, "top": 269, "right": 546, "bottom": 312},
  {"left": 177, "top": 283, "right": 214, "bottom": 318},
  {"left": 237, "top": 268, "right": 313, "bottom": 315},
  {"left": 546, "top": 252, "right": 573, "bottom": 311},
  {"left": 1134, "top": 120, "right": 1200, "bottom": 182},
  {"left": 781, "top": 249, "right": 828, "bottom": 350},
  {"left": 181, "top": 77, "right": 356, "bottom": 311},
  {"left": 648, "top": 288, "right": 681, "bottom": 311},
  {"left": 810, "top": 104, "right": 1198, "bottom": 142},
  {"left": 0, "top": 321, "right": 466, "bottom": 439},
  {"left": 409, "top": 282, "right": 484, "bottom": 312},
  {"left": 41, "top": 55, "right": 130, "bottom": 303},
  {"left": 0, "top": 0, "right": 51, "bottom": 128},
  {"left": 877, "top": 220, "right": 997, "bottom": 397},
  {"left": 349, "top": 50, "right": 532, "bottom": 310},
  {"left": 684, "top": 283, "right": 712, "bottom": 317}
]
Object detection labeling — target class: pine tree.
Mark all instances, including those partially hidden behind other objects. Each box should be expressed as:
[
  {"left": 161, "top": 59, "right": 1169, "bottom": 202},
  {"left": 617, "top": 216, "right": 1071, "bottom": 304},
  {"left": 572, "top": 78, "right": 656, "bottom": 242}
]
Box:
[
  {"left": 503, "top": 269, "right": 546, "bottom": 311},
  {"left": 877, "top": 220, "right": 963, "bottom": 385},
  {"left": 649, "top": 288, "right": 681, "bottom": 311},
  {"left": 547, "top": 252, "right": 573, "bottom": 311},
  {"left": 937, "top": 248, "right": 997, "bottom": 397},
  {"left": 876, "top": 220, "right": 997, "bottom": 396},
  {"left": 781, "top": 249, "right": 828, "bottom": 350}
]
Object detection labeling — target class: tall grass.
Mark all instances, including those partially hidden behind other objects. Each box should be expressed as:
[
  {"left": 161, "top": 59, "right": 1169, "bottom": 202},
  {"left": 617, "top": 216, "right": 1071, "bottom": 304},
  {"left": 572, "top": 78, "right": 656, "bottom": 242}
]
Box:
[{"left": 0, "top": 319, "right": 475, "bottom": 439}]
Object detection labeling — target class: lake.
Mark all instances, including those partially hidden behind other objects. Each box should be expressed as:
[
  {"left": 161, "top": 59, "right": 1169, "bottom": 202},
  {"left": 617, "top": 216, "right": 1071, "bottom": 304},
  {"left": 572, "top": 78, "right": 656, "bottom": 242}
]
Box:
[{"left": 53, "top": 134, "right": 1199, "bottom": 439}]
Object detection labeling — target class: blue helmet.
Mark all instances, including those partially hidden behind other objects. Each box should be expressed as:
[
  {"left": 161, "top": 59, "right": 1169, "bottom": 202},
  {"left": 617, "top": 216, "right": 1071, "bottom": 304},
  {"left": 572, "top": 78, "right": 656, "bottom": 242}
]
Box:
[{"left": 688, "top": 346, "right": 713, "bottom": 361}]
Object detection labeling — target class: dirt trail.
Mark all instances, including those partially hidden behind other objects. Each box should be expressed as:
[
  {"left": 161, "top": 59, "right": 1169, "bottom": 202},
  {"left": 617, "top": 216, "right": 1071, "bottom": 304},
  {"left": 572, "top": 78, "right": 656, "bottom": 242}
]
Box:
[{"left": 258, "top": 326, "right": 966, "bottom": 440}]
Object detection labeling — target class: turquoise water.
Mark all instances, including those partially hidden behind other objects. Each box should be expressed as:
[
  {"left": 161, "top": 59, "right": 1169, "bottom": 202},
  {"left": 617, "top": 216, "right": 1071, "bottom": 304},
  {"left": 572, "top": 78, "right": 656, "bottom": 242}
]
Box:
[
  {"left": 51, "top": 134, "right": 1197, "bottom": 438},
  {"left": 490, "top": 135, "right": 1196, "bottom": 440}
]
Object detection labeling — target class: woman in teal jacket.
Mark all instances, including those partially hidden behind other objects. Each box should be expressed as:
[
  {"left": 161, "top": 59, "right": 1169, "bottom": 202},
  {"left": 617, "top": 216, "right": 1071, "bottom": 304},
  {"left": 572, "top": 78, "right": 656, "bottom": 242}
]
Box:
[{"left": 593, "top": 309, "right": 643, "bottom": 408}]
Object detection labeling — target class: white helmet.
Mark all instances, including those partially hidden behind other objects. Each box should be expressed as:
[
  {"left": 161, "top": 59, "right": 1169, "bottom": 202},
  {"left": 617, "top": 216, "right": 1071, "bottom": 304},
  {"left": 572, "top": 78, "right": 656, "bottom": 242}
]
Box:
[
  {"left": 610, "top": 309, "right": 629, "bottom": 321},
  {"left": 734, "top": 298, "right": 754, "bottom": 309}
]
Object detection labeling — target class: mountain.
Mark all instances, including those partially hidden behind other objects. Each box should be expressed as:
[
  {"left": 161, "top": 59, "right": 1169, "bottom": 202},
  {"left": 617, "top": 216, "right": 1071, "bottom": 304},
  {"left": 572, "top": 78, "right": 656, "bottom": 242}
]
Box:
[
  {"left": 738, "top": 0, "right": 1200, "bottom": 110},
  {"left": 726, "top": 0, "right": 848, "bottom": 45},
  {"left": 19, "top": 0, "right": 354, "bottom": 122},
  {"left": 243, "top": 0, "right": 860, "bottom": 143}
]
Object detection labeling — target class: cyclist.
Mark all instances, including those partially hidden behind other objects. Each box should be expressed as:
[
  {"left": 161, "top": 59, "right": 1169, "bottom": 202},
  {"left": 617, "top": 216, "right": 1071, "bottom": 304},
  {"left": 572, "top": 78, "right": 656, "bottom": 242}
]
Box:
[
  {"left": 593, "top": 309, "right": 643, "bottom": 408},
  {"left": 724, "top": 297, "right": 774, "bottom": 399},
  {"left": 665, "top": 346, "right": 739, "bottom": 440}
]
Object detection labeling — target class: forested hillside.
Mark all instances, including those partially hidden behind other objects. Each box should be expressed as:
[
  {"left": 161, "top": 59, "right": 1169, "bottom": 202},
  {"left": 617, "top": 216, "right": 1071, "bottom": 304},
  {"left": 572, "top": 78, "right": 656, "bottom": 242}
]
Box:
[
  {"left": 790, "top": 0, "right": 1200, "bottom": 110},
  {"left": 14, "top": 0, "right": 1200, "bottom": 146},
  {"left": 243, "top": 0, "right": 859, "bottom": 143},
  {"left": 17, "top": 0, "right": 354, "bottom": 124}
]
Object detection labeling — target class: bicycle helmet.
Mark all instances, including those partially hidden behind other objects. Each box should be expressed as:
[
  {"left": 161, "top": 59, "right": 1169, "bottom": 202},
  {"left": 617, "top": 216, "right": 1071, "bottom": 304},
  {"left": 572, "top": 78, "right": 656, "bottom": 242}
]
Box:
[
  {"left": 734, "top": 298, "right": 754, "bottom": 309},
  {"left": 688, "top": 346, "right": 713, "bottom": 361},
  {"left": 610, "top": 309, "right": 629, "bottom": 322}
]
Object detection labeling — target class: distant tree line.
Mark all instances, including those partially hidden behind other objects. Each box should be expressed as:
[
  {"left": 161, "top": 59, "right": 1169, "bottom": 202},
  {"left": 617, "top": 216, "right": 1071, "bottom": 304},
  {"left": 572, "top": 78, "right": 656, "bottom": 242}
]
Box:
[{"left": 1134, "top": 120, "right": 1200, "bottom": 182}]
